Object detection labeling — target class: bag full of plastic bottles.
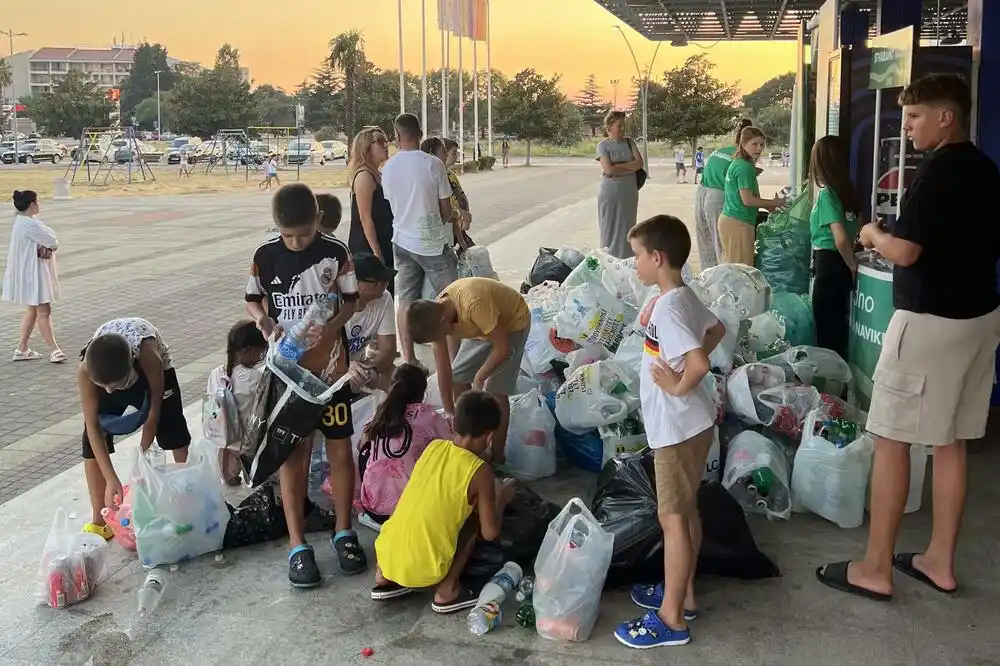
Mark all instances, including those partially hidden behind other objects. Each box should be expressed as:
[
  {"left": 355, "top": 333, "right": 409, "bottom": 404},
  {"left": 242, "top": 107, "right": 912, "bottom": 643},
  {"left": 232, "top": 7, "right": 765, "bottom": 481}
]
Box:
[
  {"left": 131, "top": 438, "right": 231, "bottom": 567},
  {"left": 598, "top": 412, "right": 648, "bottom": 467},
  {"left": 756, "top": 384, "right": 821, "bottom": 440},
  {"left": 726, "top": 363, "right": 787, "bottom": 424},
  {"left": 768, "top": 292, "right": 815, "bottom": 347},
  {"left": 744, "top": 310, "right": 788, "bottom": 356},
  {"left": 722, "top": 431, "right": 793, "bottom": 520},
  {"left": 36, "top": 507, "right": 109, "bottom": 608},
  {"left": 792, "top": 408, "right": 874, "bottom": 529},
  {"left": 554, "top": 359, "right": 637, "bottom": 434},
  {"left": 554, "top": 282, "right": 633, "bottom": 353},
  {"left": 754, "top": 188, "right": 813, "bottom": 295},
  {"left": 534, "top": 498, "right": 614, "bottom": 642},
  {"left": 457, "top": 246, "right": 499, "bottom": 280},
  {"left": 590, "top": 452, "right": 660, "bottom": 583},
  {"left": 525, "top": 248, "right": 574, "bottom": 290},
  {"left": 762, "top": 345, "right": 852, "bottom": 396},
  {"left": 505, "top": 389, "right": 558, "bottom": 482},
  {"left": 690, "top": 264, "right": 771, "bottom": 319},
  {"left": 707, "top": 293, "right": 740, "bottom": 373}
]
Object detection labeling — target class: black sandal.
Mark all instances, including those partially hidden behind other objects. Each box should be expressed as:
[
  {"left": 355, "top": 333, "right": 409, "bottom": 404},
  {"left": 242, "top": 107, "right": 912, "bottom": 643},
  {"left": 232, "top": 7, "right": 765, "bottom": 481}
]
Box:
[
  {"left": 431, "top": 587, "right": 478, "bottom": 614},
  {"left": 892, "top": 553, "right": 957, "bottom": 594},
  {"left": 371, "top": 581, "right": 413, "bottom": 601},
  {"left": 815, "top": 561, "right": 892, "bottom": 602}
]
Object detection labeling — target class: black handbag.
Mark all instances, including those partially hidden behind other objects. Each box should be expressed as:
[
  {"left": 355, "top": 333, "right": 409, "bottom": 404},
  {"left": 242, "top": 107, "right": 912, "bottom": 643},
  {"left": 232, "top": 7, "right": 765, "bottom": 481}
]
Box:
[{"left": 628, "top": 138, "right": 647, "bottom": 190}]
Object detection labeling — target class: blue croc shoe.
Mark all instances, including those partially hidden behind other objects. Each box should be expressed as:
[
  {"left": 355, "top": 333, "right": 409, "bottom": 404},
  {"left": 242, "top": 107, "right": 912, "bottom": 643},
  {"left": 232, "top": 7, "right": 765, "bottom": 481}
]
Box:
[
  {"left": 629, "top": 583, "right": 698, "bottom": 620},
  {"left": 614, "top": 610, "right": 691, "bottom": 649}
]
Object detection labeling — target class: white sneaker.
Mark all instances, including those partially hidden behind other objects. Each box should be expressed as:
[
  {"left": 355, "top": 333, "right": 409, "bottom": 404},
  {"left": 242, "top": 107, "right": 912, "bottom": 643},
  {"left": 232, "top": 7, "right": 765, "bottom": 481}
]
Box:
[{"left": 357, "top": 512, "right": 382, "bottom": 533}]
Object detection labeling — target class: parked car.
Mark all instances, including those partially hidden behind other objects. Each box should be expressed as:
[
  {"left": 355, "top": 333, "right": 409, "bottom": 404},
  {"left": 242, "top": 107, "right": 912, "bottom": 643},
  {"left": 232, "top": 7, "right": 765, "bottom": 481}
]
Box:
[
  {"left": 230, "top": 141, "right": 268, "bottom": 166},
  {"left": 3, "top": 142, "right": 63, "bottom": 164},
  {"left": 283, "top": 140, "right": 325, "bottom": 165},
  {"left": 35, "top": 139, "right": 69, "bottom": 158},
  {"left": 321, "top": 140, "right": 348, "bottom": 161},
  {"left": 114, "top": 140, "right": 156, "bottom": 164}
]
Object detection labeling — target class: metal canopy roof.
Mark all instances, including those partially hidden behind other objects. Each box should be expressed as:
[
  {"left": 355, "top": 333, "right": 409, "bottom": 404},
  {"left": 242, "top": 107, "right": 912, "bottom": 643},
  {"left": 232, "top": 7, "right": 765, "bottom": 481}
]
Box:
[{"left": 593, "top": 0, "right": 969, "bottom": 42}]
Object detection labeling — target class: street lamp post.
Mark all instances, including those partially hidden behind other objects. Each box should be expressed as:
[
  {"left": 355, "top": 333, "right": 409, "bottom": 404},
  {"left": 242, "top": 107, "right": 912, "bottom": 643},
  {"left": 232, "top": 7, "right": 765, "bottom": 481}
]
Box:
[
  {"left": 154, "top": 70, "right": 162, "bottom": 137},
  {"left": 2, "top": 29, "right": 27, "bottom": 159},
  {"left": 610, "top": 79, "right": 620, "bottom": 109},
  {"left": 612, "top": 25, "right": 661, "bottom": 179}
]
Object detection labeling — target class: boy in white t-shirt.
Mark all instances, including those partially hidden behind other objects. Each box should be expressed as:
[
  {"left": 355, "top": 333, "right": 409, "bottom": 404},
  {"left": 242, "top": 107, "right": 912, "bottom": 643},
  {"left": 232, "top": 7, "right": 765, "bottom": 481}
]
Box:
[
  {"left": 341, "top": 253, "right": 398, "bottom": 392},
  {"left": 614, "top": 215, "right": 726, "bottom": 650}
]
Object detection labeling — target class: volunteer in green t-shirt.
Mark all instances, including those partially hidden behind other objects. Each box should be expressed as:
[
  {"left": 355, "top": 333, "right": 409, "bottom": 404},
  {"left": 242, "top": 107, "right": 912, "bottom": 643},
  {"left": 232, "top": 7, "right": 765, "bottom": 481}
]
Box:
[
  {"left": 694, "top": 119, "right": 752, "bottom": 270},
  {"left": 809, "top": 135, "right": 860, "bottom": 358},
  {"left": 718, "top": 126, "right": 785, "bottom": 266}
]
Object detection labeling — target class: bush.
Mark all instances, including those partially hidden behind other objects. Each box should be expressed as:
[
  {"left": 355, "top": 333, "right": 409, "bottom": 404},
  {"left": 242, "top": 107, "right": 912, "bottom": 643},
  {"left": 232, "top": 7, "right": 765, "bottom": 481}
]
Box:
[
  {"left": 461, "top": 160, "right": 480, "bottom": 173},
  {"left": 477, "top": 155, "right": 497, "bottom": 171}
]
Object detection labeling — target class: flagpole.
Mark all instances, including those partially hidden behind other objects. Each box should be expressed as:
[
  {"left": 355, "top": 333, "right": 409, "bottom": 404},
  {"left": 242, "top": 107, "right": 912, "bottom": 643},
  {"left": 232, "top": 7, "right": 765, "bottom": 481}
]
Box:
[
  {"left": 458, "top": 2, "right": 464, "bottom": 164},
  {"left": 397, "top": 0, "right": 405, "bottom": 114},
  {"left": 421, "top": 0, "right": 428, "bottom": 132},
  {"left": 440, "top": 22, "right": 447, "bottom": 137},
  {"left": 472, "top": 1, "right": 479, "bottom": 160},
  {"left": 486, "top": 0, "right": 493, "bottom": 157}
]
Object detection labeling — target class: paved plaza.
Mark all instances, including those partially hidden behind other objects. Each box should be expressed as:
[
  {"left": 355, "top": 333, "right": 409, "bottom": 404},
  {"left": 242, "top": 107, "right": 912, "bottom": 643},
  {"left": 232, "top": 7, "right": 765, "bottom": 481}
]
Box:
[{"left": 1, "top": 164, "right": 999, "bottom": 665}]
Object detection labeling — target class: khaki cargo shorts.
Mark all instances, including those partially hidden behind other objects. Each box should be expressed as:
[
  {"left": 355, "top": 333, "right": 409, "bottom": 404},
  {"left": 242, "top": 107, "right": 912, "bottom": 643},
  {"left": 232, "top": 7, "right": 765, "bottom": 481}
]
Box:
[
  {"left": 867, "top": 308, "right": 1000, "bottom": 446},
  {"left": 653, "top": 427, "right": 714, "bottom": 514}
]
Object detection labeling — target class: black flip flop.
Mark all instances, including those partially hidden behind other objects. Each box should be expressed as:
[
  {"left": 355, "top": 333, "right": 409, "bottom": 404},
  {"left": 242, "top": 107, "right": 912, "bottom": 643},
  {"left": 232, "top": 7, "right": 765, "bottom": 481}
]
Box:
[
  {"left": 815, "top": 561, "right": 892, "bottom": 602},
  {"left": 892, "top": 553, "right": 957, "bottom": 594},
  {"left": 371, "top": 581, "right": 413, "bottom": 601},
  {"left": 431, "top": 587, "right": 478, "bottom": 614}
]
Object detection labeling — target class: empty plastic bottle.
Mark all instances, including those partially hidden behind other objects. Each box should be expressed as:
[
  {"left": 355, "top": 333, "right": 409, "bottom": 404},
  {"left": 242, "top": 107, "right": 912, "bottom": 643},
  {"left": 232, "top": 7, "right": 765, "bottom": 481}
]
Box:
[
  {"left": 515, "top": 599, "right": 536, "bottom": 629},
  {"left": 137, "top": 568, "right": 168, "bottom": 616},
  {"left": 144, "top": 444, "right": 166, "bottom": 471},
  {"left": 467, "top": 601, "right": 503, "bottom": 636},
  {"left": 276, "top": 294, "right": 341, "bottom": 362},
  {"left": 515, "top": 576, "right": 534, "bottom": 603}
]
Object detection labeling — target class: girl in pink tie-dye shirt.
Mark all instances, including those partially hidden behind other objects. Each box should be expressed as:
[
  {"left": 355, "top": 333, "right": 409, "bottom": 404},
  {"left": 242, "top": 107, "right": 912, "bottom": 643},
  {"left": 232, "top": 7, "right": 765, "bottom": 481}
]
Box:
[{"left": 358, "top": 363, "right": 453, "bottom": 523}]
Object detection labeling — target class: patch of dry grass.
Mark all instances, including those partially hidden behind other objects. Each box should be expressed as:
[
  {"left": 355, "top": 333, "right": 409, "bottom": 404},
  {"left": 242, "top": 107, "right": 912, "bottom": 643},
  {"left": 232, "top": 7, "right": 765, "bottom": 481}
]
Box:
[{"left": 0, "top": 165, "right": 350, "bottom": 200}]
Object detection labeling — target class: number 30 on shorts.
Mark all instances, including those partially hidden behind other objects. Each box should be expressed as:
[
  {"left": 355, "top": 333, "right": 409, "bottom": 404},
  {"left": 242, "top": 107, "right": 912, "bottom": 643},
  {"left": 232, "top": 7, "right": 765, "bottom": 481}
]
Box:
[{"left": 322, "top": 403, "right": 349, "bottom": 428}]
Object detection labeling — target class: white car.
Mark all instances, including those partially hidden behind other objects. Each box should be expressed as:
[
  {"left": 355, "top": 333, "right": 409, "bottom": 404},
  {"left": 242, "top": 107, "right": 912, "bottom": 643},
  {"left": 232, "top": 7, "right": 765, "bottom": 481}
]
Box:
[{"left": 321, "top": 140, "right": 348, "bottom": 162}]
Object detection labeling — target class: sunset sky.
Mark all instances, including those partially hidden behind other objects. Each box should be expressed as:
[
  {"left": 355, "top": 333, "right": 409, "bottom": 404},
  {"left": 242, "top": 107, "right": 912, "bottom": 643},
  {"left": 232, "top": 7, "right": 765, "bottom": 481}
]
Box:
[{"left": 15, "top": 0, "right": 797, "bottom": 98}]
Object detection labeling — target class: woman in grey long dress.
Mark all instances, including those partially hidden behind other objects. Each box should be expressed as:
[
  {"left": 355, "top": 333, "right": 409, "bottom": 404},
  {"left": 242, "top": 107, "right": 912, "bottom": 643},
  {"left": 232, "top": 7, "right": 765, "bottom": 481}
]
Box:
[{"left": 596, "top": 110, "right": 643, "bottom": 258}]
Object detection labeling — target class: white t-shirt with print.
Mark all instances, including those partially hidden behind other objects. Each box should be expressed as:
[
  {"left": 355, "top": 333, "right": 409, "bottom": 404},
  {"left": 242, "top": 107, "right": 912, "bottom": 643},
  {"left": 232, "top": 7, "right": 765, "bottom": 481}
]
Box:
[
  {"left": 381, "top": 149, "right": 452, "bottom": 256},
  {"left": 640, "top": 287, "right": 718, "bottom": 448},
  {"left": 674, "top": 149, "right": 685, "bottom": 164},
  {"left": 345, "top": 292, "right": 396, "bottom": 361},
  {"left": 91, "top": 318, "right": 173, "bottom": 389}
]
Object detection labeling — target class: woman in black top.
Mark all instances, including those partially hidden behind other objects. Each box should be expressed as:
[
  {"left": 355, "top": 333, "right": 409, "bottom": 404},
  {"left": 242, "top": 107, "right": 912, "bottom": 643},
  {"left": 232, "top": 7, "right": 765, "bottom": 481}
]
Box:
[{"left": 347, "top": 126, "right": 395, "bottom": 294}]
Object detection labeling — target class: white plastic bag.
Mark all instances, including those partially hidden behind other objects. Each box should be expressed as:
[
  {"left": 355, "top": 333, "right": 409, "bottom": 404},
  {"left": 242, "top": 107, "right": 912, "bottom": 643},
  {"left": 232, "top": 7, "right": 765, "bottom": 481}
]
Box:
[
  {"left": 599, "top": 412, "right": 647, "bottom": 467},
  {"left": 554, "top": 360, "right": 635, "bottom": 434},
  {"left": 565, "top": 344, "right": 611, "bottom": 373},
  {"left": 722, "top": 431, "right": 792, "bottom": 520},
  {"left": 554, "top": 283, "right": 633, "bottom": 352},
  {"left": 525, "top": 311, "right": 567, "bottom": 375},
  {"left": 505, "top": 389, "right": 558, "bottom": 481},
  {"left": 756, "top": 384, "right": 821, "bottom": 440},
  {"left": 746, "top": 311, "right": 787, "bottom": 353},
  {"left": 762, "top": 346, "right": 853, "bottom": 396},
  {"left": 555, "top": 246, "right": 586, "bottom": 269},
  {"left": 457, "top": 246, "right": 499, "bottom": 280},
  {"left": 707, "top": 293, "right": 739, "bottom": 372},
  {"left": 534, "top": 498, "right": 615, "bottom": 642},
  {"left": 703, "top": 427, "right": 722, "bottom": 483},
  {"left": 725, "top": 363, "right": 786, "bottom": 424},
  {"left": 690, "top": 264, "right": 771, "bottom": 319},
  {"left": 36, "top": 508, "right": 109, "bottom": 608},
  {"left": 131, "top": 438, "right": 231, "bottom": 567},
  {"left": 426, "top": 373, "right": 445, "bottom": 408},
  {"left": 792, "top": 409, "right": 874, "bottom": 528}
]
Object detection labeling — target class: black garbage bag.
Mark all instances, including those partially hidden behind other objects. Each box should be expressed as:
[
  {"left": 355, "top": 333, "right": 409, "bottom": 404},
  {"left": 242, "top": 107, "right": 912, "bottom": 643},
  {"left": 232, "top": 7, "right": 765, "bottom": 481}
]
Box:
[
  {"left": 241, "top": 361, "right": 333, "bottom": 487},
  {"left": 223, "top": 483, "right": 287, "bottom": 549},
  {"left": 461, "top": 483, "right": 560, "bottom": 590},
  {"left": 522, "top": 248, "right": 572, "bottom": 292},
  {"left": 593, "top": 450, "right": 780, "bottom": 586}
]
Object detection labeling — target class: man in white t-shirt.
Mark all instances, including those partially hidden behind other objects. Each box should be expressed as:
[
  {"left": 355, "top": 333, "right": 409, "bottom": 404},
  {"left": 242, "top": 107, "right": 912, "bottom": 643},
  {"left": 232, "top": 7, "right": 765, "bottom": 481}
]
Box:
[
  {"left": 381, "top": 113, "right": 457, "bottom": 363},
  {"left": 613, "top": 215, "right": 725, "bottom": 651},
  {"left": 674, "top": 147, "right": 687, "bottom": 184},
  {"left": 342, "top": 253, "right": 398, "bottom": 392}
]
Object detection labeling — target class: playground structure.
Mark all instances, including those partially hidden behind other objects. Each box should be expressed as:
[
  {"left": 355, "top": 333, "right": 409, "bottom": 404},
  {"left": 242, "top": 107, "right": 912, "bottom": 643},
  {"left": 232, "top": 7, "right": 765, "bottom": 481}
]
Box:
[
  {"left": 196, "top": 129, "right": 263, "bottom": 179},
  {"left": 64, "top": 126, "right": 155, "bottom": 186}
]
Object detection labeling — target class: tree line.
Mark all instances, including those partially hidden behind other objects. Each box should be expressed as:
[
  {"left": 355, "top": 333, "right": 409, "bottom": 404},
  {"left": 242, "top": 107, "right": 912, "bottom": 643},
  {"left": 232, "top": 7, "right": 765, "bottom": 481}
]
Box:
[{"left": 15, "top": 31, "right": 793, "bottom": 155}]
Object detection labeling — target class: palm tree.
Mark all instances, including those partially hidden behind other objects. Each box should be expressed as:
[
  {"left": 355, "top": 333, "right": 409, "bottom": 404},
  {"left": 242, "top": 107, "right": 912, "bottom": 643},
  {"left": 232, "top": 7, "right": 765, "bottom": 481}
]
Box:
[
  {"left": 0, "top": 58, "right": 12, "bottom": 102},
  {"left": 327, "top": 30, "right": 366, "bottom": 140}
]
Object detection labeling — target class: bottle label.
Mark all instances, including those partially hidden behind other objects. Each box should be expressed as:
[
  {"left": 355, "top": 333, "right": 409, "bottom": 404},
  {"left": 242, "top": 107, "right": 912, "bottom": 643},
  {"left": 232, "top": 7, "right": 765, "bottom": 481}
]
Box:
[{"left": 491, "top": 572, "right": 515, "bottom": 592}]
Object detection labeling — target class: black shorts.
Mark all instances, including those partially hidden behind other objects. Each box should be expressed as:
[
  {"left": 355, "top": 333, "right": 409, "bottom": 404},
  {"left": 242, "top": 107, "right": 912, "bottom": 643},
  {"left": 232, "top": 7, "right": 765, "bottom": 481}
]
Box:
[
  {"left": 82, "top": 367, "right": 191, "bottom": 458},
  {"left": 696, "top": 167, "right": 704, "bottom": 174},
  {"left": 316, "top": 385, "right": 355, "bottom": 441}
]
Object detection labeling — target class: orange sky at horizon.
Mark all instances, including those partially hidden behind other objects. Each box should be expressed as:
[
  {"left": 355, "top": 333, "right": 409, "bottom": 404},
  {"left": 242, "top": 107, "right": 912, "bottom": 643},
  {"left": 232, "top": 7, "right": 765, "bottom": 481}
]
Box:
[{"left": 14, "top": 0, "right": 797, "bottom": 100}]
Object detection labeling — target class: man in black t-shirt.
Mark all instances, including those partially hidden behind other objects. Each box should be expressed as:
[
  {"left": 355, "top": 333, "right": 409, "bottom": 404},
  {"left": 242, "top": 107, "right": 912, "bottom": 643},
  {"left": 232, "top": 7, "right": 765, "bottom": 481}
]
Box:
[{"left": 818, "top": 75, "right": 1000, "bottom": 602}]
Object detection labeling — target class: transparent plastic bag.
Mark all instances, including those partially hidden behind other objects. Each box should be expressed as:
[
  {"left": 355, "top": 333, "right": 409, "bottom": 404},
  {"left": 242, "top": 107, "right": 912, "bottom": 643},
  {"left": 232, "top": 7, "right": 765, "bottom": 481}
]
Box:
[
  {"left": 746, "top": 311, "right": 787, "bottom": 354},
  {"left": 562, "top": 253, "right": 606, "bottom": 291},
  {"left": 534, "top": 498, "right": 615, "bottom": 642},
  {"left": 555, "top": 360, "right": 636, "bottom": 434},
  {"left": 792, "top": 409, "right": 874, "bottom": 528},
  {"left": 756, "top": 384, "right": 821, "bottom": 440},
  {"left": 769, "top": 292, "right": 815, "bottom": 347},
  {"left": 708, "top": 293, "right": 740, "bottom": 372},
  {"left": 754, "top": 189, "right": 813, "bottom": 295},
  {"left": 506, "top": 389, "right": 558, "bottom": 482},
  {"left": 525, "top": 310, "right": 567, "bottom": 376},
  {"left": 598, "top": 412, "right": 647, "bottom": 467},
  {"left": 36, "top": 507, "right": 109, "bottom": 608},
  {"left": 457, "top": 246, "right": 499, "bottom": 280},
  {"left": 725, "top": 363, "right": 787, "bottom": 424},
  {"left": 690, "top": 264, "right": 771, "bottom": 319},
  {"left": 554, "top": 246, "right": 586, "bottom": 270},
  {"left": 722, "top": 431, "right": 792, "bottom": 520},
  {"left": 554, "top": 283, "right": 632, "bottom": 353},
  {"left": 762, "top": 345, "right": 852, "bottom": 396},
  {"left": 131, "top": 438, "right": 231, "bottom": 567},
  {"left": 565, "top": 344, "right": 611, "bottom": 374}
]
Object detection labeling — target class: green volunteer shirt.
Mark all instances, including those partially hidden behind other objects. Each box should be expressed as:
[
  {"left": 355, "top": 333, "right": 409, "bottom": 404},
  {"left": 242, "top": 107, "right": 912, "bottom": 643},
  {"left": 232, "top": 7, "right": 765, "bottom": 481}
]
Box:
[
  {"left": 721, "top": 157, "right": 760, "bottom": 224},
  {"left": 701, "top": 145, "right": 736, "bottom": 190},
  {"left": 810, "top": 187, "right": 859, "bottom": 251}
]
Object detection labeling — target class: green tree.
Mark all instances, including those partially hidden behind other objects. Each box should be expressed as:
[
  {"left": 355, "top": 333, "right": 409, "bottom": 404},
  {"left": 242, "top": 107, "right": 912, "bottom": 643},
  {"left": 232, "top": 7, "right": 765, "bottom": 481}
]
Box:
[
  {"left": 493, "top": 69, "right": 582, "bottom": 165},
  {"left": 648, "top": 55, "right": 740, "bottom": 156},
  {"left": 753, "top": 104, "right": 791, "bottom": 146},
  {"left": 133, "top": 94, "right": 173, "bottom": 131},
  {"left": 574, "top": 74, "right": 610, "bottom": 137},
  {"left": 328, "top": 30, "right": 366, "bottom": 139},
  {"left": 22, "top": 70, "right": 114, "bottom": 137},
  {"left": 0, "top": 58, "right": 12, "bottom": 97},
  {"left": 742, "top": 72, "right": 795, "bottom": 115},
  {"left": 120, "top": 43, "right": 175, "bottom": 118},
  {"left": 299, "top": 64, "right": 340, "bottom": 131},
  {"left": 167, "top": 45, "right": 254, "bottom": 137},
  {"left": 252, "top": 84, "right": 296, "bottom": 127}
]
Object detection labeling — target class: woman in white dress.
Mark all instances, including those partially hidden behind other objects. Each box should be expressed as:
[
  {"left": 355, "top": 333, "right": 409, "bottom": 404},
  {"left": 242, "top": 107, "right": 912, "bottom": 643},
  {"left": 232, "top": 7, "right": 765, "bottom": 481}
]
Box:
[{"left": 2, "top": 190, "right": 65, "bottom": 362}]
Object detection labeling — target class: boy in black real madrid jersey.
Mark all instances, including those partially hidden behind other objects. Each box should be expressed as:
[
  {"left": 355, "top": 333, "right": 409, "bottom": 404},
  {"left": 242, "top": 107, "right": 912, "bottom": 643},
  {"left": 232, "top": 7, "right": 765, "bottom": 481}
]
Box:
[{"left": 246, "top": 183, "right": 367, "bottom": 587}]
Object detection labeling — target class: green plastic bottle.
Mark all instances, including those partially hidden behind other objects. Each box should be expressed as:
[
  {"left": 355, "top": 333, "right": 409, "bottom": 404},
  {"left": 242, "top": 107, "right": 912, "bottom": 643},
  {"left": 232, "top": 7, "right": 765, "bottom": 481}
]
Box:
[
  {"left": 751, "top": 467, "right": 774, "bottom": 495},
  {"left": 515, "top": 599, "right": 536, "bottom": 629}
]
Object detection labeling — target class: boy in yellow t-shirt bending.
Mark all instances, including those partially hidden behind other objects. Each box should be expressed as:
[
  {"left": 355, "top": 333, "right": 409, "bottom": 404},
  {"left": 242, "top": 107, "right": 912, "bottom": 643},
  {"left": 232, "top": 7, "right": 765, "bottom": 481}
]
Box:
[{"left": 371, "top": 391, "right": 515, "bottom": 613}]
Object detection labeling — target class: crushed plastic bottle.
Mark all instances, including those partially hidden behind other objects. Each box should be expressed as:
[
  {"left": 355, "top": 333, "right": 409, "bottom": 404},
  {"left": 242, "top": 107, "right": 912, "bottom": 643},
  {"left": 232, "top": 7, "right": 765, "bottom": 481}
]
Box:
[
  {"left": 515, "top": 576, "right": 534, "bottom": 603},
  {"left": 467, "top": 562, "right": 522, "bottom": 635},
  {"left": 276, "top": 293, "right": 342, "bottom": 362},
  {"left": 467, "top": 601, "right": 503, "bottom": 636},
  {"left": 144, "top": 444, "right": 166, "bottom": 471},
  {"left": 137, "top": 568, "right": 168, "bottom": 616}
]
